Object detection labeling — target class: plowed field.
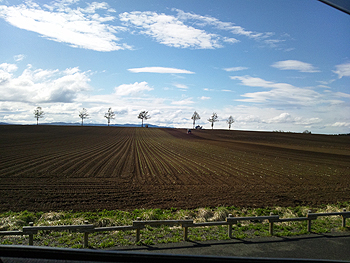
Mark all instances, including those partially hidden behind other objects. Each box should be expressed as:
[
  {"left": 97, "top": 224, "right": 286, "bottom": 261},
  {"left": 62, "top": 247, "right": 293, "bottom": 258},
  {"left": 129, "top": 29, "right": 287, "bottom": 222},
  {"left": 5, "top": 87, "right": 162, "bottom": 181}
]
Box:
[{"left": 0, "top": 125, "right": 349, "bottom": 212}]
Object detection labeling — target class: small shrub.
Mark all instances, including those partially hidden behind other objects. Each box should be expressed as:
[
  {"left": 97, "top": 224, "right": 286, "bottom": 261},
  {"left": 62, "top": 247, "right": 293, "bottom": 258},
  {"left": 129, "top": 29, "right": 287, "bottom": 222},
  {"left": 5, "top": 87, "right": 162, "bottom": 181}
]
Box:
[
  {"left": 40, "top": 212, "right": 64, "bottom": 222},
  {"left": 196, "top": 208, "right": 213, "bottom": 222},
  {"left": 211, "top": 207, "right": 229, "bottom": 221}
]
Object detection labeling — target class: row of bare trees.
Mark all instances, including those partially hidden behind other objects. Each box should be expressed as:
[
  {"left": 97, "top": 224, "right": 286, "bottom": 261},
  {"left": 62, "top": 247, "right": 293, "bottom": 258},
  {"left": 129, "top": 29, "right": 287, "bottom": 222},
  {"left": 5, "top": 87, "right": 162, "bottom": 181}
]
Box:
[
  {"left": 191, "top": 111, "right": 234, "bottom": 130},
  {"left": 34, "top": 107, "right": 233, "bottom": 129},
  {"left": 33, "top": 107, "right": 150, "bottom": 127}
]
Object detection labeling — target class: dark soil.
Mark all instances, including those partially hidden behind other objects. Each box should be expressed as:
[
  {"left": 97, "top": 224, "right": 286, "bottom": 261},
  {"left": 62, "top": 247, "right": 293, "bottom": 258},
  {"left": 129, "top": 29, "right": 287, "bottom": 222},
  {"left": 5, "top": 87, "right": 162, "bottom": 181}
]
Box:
[{"left": 0, "top": 125, "right": 349, "bottom": 212}]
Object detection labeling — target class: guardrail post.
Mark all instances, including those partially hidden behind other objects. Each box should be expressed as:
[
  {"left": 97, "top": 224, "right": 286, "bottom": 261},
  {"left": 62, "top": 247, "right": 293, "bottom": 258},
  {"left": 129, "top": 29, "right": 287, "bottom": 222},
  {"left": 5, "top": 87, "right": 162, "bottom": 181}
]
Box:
[
  {"left": 341, "top": 208, "right": 347, "bottom": 228},
  {"left": 183, "top": 216, "right": 189, "bottom": 241},
  {"left": 83, "top": 221, "right": 89, "bottom": 248},
  {"left": 136, "top": 217, "right": 141, "bottom": 242},
  {"left": 307, "top": 210, "right": 313, "bottom": 232},
  {"left": 269, "top": 213, "right": 274, "bottom": 236},
  {"left": 228, "top": 214, "right": 233, "bottom": 238},
  {"left": 28, "top": 222, "right": 34, "bottom": 246}
]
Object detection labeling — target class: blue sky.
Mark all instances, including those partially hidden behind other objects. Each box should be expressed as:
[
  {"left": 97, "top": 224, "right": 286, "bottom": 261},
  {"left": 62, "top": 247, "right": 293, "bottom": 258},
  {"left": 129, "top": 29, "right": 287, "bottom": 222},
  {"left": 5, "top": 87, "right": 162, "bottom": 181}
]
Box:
[{"left": 0, "top": 0, "right": 349, "bottom": 133}]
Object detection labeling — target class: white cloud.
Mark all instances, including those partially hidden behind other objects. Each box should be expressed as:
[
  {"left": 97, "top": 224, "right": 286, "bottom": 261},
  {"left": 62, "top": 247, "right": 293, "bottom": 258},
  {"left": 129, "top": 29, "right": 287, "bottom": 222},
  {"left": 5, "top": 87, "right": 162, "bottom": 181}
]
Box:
[
  {"left": 128, "top": 67, "right": 194, "bottom": 74},
  {"left": 114, "top": 81, "right": 153, "bottom": 96},
  {"left": 174, "top": 9, "right": 285, "bottom": 48},
  {"left": 271, "top": 60, "right": 320, "bottom": 73},
  {"left": 333, "top": 62, "right": 350, "bottom": 78},
  {"left": 265, "top": 113, "right": 321, "bottom": 125},
  {"left": 236, "top": 114, "right": 262, "bottom": 123},
  {"left": 317, "top": 85, "right": 331, "bottom": 89},
  {"left": 221, "top": 89, "right": 234, "bottom": 92},
  {"left": 0, "top": 64, "right": 90, "bottom": 103},
  {"left": 200, "top": 96, "right": 210, "bottom": 100},
  {"left": 0, "top": 1, "right": 131, "bottom": 51},
  {"left": 223, "top": 67, "right": 248, "bottom": 72},
  {"left": 120, "top": 11, "right": 222, "bottom": 49},
  {"left": 120, "top": 9, "right": 285, "bottom": 50},
  {"left": 174, "top": 83, "right": 189, "bottom": 90},
  {"left": 171, "top": 98, "right": 194, "bottom": 105},
  {"left": 330, "top": 122, "right": 350, "bottom": 127},
  {"left": 231, "top": 75, "right": 343, "bottom": 107},
  {"left": 334, "top": 92, "right": 350, "bottom": 98},
  {"left": 0, "top": 63, "right": 18, "bottom": 73},
  {"left": 231, "top": 75, "right": 294, "bottom": 89},
  {"left": 176, "top": 9, "right": 268, "bottom": 39},
  {"left": 223, "top": 37, "right": 239, "bottom": 44},
  {"left": 14, "top": 54, "right": 25, "bottom": 61},
  {"left": 267, "top": 112, "right": 294, "bottom": 123}
]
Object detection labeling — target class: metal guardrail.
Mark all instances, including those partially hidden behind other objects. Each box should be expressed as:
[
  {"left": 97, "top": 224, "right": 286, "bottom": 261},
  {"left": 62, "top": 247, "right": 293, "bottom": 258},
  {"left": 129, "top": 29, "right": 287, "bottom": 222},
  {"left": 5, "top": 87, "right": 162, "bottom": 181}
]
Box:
[{"left": 0, "top": 209, "right": 349, "bottom": 248}]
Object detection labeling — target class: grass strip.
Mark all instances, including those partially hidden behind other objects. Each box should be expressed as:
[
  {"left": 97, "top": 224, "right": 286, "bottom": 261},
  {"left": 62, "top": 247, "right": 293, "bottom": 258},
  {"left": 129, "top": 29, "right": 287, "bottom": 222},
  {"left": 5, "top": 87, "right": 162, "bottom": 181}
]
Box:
[{"left": 1, "top": 202, "right": 349, "bottom": 249}]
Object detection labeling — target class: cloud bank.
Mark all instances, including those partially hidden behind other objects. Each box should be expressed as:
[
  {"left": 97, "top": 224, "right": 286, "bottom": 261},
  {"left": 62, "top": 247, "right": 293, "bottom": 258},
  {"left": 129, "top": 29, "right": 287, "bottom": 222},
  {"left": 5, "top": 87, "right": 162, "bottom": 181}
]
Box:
[
  {"left": 231, "top": 75, "right": 343, "bottom": 107},
  {"left": 0, "top": 63, "right": 90, "bottom": 103},
  {"left": 0, "top": 1, "right": 288, "bottom": 51}
]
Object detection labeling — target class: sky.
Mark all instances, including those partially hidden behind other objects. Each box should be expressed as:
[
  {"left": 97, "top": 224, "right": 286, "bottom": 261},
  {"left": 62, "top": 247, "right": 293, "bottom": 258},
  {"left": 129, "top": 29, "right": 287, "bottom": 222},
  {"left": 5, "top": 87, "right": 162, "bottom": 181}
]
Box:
[{"left": 0, "top": 0, "right": 349, "bottom": 133}]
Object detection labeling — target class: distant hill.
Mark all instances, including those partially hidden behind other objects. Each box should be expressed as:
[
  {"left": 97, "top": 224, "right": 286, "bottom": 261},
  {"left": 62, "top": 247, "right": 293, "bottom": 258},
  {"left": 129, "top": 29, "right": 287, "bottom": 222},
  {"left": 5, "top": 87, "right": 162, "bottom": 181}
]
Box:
[
  {"left": 0, "top": 122, "right": 172, "bottom": 128},
  {"left": 45, "top": 122, "right": 171, "bottom": 128}
]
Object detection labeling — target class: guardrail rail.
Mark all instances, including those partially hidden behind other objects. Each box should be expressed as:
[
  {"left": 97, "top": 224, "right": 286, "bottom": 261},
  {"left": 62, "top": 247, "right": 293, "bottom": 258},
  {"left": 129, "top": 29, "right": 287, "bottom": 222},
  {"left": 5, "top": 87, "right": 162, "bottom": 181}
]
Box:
[{"left": 0, "top": 209, "right": 348, "bottom": 248}]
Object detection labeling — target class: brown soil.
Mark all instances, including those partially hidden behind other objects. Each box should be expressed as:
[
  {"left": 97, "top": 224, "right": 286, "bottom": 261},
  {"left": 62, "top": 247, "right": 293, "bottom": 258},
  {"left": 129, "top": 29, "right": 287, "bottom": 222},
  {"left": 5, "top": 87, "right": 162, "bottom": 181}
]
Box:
[{"left": 0, "top": 125, "right": 349, "bottom": 212}]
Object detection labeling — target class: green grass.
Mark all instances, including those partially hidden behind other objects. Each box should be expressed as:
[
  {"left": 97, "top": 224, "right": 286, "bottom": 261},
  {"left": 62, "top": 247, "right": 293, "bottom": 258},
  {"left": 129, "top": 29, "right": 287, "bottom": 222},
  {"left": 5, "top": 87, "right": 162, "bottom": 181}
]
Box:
[{"left": 0, "top": 203, "right": 349, "bottom": 249}]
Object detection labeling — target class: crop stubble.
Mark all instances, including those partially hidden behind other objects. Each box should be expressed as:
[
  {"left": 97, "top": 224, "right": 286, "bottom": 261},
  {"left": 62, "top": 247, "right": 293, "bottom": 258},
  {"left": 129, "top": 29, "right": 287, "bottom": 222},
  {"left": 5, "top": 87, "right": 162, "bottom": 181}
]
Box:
[{"left": 0, "top": 125, "right": 349, "bottom": 212}]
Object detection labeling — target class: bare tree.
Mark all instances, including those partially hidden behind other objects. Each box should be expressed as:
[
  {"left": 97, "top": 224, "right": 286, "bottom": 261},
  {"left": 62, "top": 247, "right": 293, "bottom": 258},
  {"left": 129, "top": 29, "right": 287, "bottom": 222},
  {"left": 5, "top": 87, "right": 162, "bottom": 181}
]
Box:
[
  {"left": 79, "top": 108, "right": 89, "bottom": 126},
  {"left": 33, "top": 107, "right": 45, "bottom": 125},
  {"left": 191, "top": 111, "right": 200, "bottom": 129},
  {"left": 207, "top": 112, "right": 219, "bottom": 129},
  {"left": 138, "top": 111, "right": 150, "bottom": 127},
  {"left": 226, "top": 116, "right": 234, "bottom": 130},
  {"left": 104, "top": 107, "right": 115, "bottom": 126}
]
